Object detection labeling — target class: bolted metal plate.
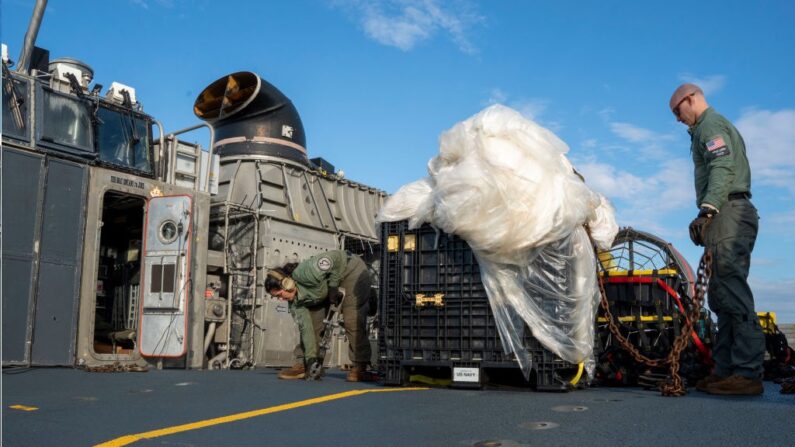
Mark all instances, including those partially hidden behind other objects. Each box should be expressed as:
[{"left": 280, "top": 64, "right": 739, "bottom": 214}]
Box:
[
  {"left": 471, "top": 440, "right": 523, "bottom": 447},
  {"left": 520, "top": 421, "right": 559, "bottom": 430},
  {"left": 129, "top": 389, "right": 154, "bottom": 394},
  {"left": 551, "top": 405, "right": 588, "bottom": 412}
]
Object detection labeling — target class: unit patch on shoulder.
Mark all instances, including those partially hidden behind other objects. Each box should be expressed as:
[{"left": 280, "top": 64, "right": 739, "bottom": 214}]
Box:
[
  {"left": 316, "top": 256, "right": 333, "bottom": 271},
  {"left": 706, "top": 135, "right": 730, "bottom": 158}
]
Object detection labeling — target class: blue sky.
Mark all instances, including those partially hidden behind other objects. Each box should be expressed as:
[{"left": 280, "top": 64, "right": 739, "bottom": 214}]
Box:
[{"left": 3, "top": 0, "right": 794, "bottom": 322}]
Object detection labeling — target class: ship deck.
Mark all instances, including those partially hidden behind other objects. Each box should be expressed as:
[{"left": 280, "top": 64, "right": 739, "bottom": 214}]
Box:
[{"left": 3, "top": 367, "right": 794, "bottom": 446}]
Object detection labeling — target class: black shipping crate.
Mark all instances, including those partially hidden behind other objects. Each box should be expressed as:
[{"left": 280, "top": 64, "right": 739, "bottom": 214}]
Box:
[
  {"left": 600, "top": 270, "right": 686, "bottom": 316},
  {"left": 378, "top": 221, "right": 583, "bottom": 391}
]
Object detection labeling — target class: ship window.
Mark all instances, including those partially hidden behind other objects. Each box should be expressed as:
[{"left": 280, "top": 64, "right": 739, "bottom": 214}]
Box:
[
  {"left": 2, "top": 75, "right": 29, "bottom": 141},
  {"left": 149, "top": 263, "right": 176, "bottom": 294},
  {"left": 158, "top": 220, "right": 178, "bottom": 244},
  {"left": 40, "top": 88, "right": 94, "bottom": 152},
  {"left": 97, "top": 106, "right": 153, "bottom": 174}
]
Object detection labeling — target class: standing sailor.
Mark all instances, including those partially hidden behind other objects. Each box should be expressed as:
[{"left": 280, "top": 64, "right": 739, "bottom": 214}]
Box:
[{"left": 669, "top": 83, "right": 765, "bottom": 395}]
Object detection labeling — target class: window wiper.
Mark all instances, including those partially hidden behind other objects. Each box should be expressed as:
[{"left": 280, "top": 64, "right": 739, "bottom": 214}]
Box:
[
  {"left": 64, "top": 71, "right": 100, "bottom": 128},
  {"left": 120, "top": 89, "right": 140, "bottom": 145},
  {"left": 120, "top": 89, "right": 145, "bottom": 168}
]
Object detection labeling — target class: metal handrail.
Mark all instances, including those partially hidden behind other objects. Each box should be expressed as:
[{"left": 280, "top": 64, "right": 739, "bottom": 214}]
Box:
[{"left": 164, "top": 122, "right": 215, "bottom": 191}]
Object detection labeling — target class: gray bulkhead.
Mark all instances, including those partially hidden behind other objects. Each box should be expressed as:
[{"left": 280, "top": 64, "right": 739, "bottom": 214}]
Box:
[
  {"left": 196, "top": 71, "right": 386, "bottom": 370},
  {"left": 208, "top": 154, "right": 385, "bottom": 367},
  {"left": 2, "top": 148, "right": 88, "bottom": 365},
  {"left": 1, "top": 53, "right": 210, "bottom": 369},
  {"left": 74, "top": 167, "right": 209, "bottom": 369},
  {"left": 2, "top": 50, "right": 385, "bottom": 371}
]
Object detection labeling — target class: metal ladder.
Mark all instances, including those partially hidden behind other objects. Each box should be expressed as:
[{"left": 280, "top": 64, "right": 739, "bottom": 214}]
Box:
[{"left": 221, "top": 204, "right": 260, "bottom": 369}]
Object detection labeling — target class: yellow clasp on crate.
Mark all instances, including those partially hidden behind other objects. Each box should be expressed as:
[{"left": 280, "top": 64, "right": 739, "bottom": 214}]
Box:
[
  {"left": 387, "top": 235, "right": 400, "bottom": 252},
  {"left": 757, "top": 311, "right": 777, "bottom": 335},
  {"left": 416, "top": 293, "right": 445, "bottom": 308}
]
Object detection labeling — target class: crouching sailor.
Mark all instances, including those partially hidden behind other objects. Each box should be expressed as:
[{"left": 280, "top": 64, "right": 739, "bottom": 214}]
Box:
[{"left": 266, "top": 250, "right": 374, "bottom": 382}]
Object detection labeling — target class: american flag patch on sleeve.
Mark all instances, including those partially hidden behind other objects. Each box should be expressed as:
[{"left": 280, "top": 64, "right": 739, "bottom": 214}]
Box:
[{"left": 706, "top": 136, "right": 727, "bottom": 151}]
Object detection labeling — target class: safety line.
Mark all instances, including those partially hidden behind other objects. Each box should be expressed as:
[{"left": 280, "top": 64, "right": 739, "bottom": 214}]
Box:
[
  {"left": 94, "top": 387, "right": 428, "bottom": 447},
  {"left": 9, "top": 404, "right": 39, "bottom": 412}
]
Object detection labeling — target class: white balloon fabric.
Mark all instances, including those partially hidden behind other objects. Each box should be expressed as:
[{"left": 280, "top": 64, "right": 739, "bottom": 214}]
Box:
[{"left": 376, "top": 104, "right": 618, "bottom": 378}]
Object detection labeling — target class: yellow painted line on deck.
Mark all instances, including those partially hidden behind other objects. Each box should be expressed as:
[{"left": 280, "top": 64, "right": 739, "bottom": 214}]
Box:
[
  {"left": 9, "top": 404, "right": 39, "bottom": 412},
  {"left": 95, "top": 387, "right": 428, "bottom": 447}
]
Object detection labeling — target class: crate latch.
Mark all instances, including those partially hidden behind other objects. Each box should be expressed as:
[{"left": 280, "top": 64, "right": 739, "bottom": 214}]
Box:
[{"left": 416, "top": 293, "right": 445, "bottom": 308}]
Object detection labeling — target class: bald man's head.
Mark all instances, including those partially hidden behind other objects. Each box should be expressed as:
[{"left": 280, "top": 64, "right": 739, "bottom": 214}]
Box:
[
  {"left": 670, "top": 83, "right": 709, "bottom": 126},
  {"left": 669, "top": 83, "right": 704, "bottom": 111}
]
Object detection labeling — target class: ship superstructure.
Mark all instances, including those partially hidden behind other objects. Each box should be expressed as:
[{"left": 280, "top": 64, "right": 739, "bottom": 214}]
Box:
[{"left": 1, "top": 0, "right": 386, "bottom": 371}]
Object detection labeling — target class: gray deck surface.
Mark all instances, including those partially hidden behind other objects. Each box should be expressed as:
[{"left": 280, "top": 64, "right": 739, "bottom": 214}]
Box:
[{"left": 3, "top": 367, "right": 793, "bottom": 447}]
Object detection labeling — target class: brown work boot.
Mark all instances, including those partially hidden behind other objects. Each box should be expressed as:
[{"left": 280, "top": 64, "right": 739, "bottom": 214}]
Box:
[
  {"left": 695, "top": 374, "right": 726, "bottom": 392},
  {"left": 278, "top": 363, "right": 306, "bottom": 380},
  {"left": 706, "top": 374, "right": 763, "bottom": 396},
  {"left": 346, "top": 364, "right": 376, "bottom": 382}
]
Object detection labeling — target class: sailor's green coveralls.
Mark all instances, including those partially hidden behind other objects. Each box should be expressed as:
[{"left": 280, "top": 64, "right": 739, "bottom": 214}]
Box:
[
  {"left": 689, "top": 107, "right": 764, "bottom": 379},
  {"left": 288, "top": 250, "right": 372, "bottom": 365}
]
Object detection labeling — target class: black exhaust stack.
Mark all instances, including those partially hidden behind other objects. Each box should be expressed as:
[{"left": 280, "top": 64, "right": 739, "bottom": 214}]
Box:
[
  {"left": 17, "top": 0, "right": 48, "bottom": 74},
  {"left": 194, "top": 71, "right": 307, "bottom": 165}
]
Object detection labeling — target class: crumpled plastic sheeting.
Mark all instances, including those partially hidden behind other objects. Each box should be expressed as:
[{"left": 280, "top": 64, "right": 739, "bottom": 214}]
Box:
[
  {"left": 374, "top": 178, "right": 434, "bottom": 231},
  {"left": 376, "top": 105, "right": 618, "bottom": 378},
  {"left": 588, "top": 195, "right": 619, "bottom": 251}
]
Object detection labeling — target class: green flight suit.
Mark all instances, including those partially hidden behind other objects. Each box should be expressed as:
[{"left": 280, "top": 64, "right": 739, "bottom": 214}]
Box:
[
  {"left": 288, "top": 250, "right": 372, "bottom": 365},
  {"left": 689, "top": 107, "right": 764, "bottom": 379}
]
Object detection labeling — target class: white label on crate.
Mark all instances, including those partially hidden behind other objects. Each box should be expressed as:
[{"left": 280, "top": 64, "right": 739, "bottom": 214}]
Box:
[{"left": 453, "top": 367, "right": 479, "bottom": 383}]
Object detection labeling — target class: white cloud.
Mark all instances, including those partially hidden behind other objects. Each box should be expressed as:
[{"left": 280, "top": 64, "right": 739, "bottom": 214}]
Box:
[
  {"left": 609, "top": 122, "right": 674, "bottom": 143},
  {"left": 749, "top": 278, "right": 795, "bottom": 323},
  {"left": 576, "top": 161, "right": 647, "bottom": 200},
  {"left": 512, "top": 99, "right": 549, "bottom": 121},
  {"left": 736, "top": 108, "right": 795, "bottom": 194},
  {"left": 334, "top": 0, "right": 483, "bottom": 53},
  {"left": 677, "top": 73, "right": 727, "bottom": 95},
  {"left": 597, "top": 107, "right": 615, "bottom": 122},
  {"left": 576, "top": 157, "right": 693, "bottom": 235},
  {"left": 483, "top": 90, "right": 560, "bottom": 131},
  {"left": 581, "top": 138, "right": 597, "bottom": 148},
  {"left": 770, "top": 211, "right": 795, "bottom": 225},
  {"left": 766, "top": 210, "right": 795, "bottom": 239},
  {"left": 129, "top": 0, "right": 179, "bottom": 9},
  {"left": 485, "top": 88, "right": 507, "bottom": 105},
  {"left": 607, "top": 121, "right": 679, "bottom": 161}
]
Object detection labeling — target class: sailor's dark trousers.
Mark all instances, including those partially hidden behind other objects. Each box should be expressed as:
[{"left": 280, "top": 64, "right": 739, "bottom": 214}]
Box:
[{"left": 704, "top": 198, "right": 765, "bottom": 379}]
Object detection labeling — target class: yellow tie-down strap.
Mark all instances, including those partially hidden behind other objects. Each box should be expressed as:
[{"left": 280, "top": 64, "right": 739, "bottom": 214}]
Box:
[
  {"left": 603, "top": 269, "right": 679, "bottom": 277},
  {"left": 415, "top": 293, "right": 445, "bottom": 308},
  {"left": 570, "top": 363, "right": 585, "bottom": 386},
  {"left": 597, "top": 316, "right": 674, "bottom": 323}
]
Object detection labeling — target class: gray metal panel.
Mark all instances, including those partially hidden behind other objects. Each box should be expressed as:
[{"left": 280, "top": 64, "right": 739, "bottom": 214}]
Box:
[
  {"left": 31, "top": 262, "right": 81, "bottom": 364},
  {"left": 1, "top": 149, "right": 42, "bottom": 254},
  {"left": 1, "top": 148, "right": 44, "bottom": 364},
  {"left": 31, "top": 159, "right": 87, "bottom": 365},
  {"left": 2, "top": 259, "right": 34, "bottom": 363},
  {"left": 38, "top": 160, "right": 88, "bottom": 261},
  {"left": 187, "top": 192, "right": 211, "bottom": 368}
]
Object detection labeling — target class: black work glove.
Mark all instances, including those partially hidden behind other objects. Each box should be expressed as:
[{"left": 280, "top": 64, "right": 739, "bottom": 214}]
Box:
[
  {"left": 688, "top": 207, "right": 716, "bottom": 246},
  {"left": 327, "top": 286, "right": 343, "bottom": 305}
]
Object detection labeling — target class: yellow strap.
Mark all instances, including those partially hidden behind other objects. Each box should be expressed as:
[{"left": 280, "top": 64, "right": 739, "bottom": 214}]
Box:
[
  {"left": 569, "top": 363, "right": 584, "bottom": 386},
  {"left": 603, "top": 269, "right": 679, "bottom": 277}
]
